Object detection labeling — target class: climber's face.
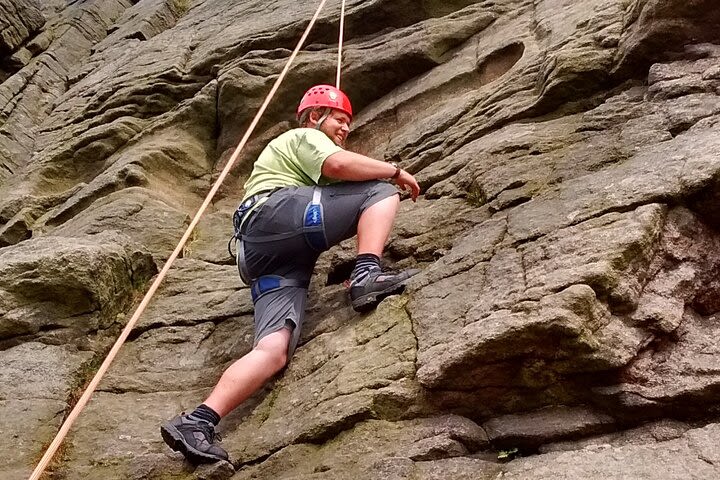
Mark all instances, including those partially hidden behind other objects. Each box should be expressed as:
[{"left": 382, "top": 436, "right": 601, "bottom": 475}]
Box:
[{"left": 309, "top": 108, "right": 351, "bottom": 146}]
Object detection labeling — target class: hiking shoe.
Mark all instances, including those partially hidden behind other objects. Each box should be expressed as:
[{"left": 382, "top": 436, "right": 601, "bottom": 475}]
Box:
[
  {"left": 349, "top": 268, "right": 420, "bottom": 312},
  {"left": 160, "top": 414, "right": 228, "bottom": 464}
]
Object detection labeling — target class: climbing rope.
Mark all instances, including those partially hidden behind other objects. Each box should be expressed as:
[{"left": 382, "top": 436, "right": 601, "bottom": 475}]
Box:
[
  {"left": 28, "top": 0, "right": 340, "bottom": 478},
  {"left": 336, "top": 0, "right": 346, "bottom": 89}
]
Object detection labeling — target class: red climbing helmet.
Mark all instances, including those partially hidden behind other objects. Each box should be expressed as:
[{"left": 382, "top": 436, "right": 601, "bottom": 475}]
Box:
[{"left": 296, "top": 84, "right": 353, "bottom": 120}]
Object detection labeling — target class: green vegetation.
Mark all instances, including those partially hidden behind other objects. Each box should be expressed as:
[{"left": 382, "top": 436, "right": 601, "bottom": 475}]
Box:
[
  {"left": 497, "top": 447, "right": 520, "bottom": 461},
  {"left": 173, "top": 0, "right": 190, "bottom": 16},
  {"left": 466, "top": 182, "right": 487, "bottom": 207}
]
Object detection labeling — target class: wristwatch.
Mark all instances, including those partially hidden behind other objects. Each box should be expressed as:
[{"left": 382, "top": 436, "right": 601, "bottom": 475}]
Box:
[{"left": 389, "top": 162, "right": 402, "bottom": 180}]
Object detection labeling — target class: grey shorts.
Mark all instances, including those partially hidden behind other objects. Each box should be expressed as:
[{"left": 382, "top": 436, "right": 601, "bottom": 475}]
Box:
[{"left": 239, "top": 180, "right": 398, "bottom": 357}]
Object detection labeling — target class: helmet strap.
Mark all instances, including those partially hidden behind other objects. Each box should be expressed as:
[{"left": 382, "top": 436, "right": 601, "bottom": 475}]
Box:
[{"left": 314, "top": 108, "right": 331, "bottom": 130}]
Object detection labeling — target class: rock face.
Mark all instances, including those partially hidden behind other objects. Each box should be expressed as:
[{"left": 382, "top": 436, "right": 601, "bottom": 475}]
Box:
[{"left": 1, "top": 0, "right": 720, "bottom": 479}]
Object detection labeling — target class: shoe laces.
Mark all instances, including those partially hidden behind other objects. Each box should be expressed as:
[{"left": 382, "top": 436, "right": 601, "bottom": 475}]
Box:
[
  {"left": 196, "top": 420, "right": 222, "bottom": 443},
  {"left": 346, "top": 267, "right": 404, "bottom": 290}
]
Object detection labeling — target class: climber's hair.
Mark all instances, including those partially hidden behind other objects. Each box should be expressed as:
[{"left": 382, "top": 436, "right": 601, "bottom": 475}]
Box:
[{"left": 298, "top": 107, "right": 331, "bottom": 128}]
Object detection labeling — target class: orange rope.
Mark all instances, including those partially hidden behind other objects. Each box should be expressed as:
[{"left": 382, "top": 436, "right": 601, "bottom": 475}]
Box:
[
  {"left": 336, "top": 0, "right": 346, "bottom": 89},
  {"left": 28, "top": 1, "right": 330, "bottom": 478}
]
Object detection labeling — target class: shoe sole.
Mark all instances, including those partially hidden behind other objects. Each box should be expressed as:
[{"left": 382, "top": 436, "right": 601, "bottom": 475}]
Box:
[
  {"left": 160, "top": 423, "right": 227, "bottom": 464},
  {"left": 351, "top": 281, "right": 407, "bottom": 313}
]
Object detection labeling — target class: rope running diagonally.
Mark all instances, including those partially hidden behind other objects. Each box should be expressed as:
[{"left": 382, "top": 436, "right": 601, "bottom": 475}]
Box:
[{"left": 28, "top": 0, "right": 341, "bottom": 478}]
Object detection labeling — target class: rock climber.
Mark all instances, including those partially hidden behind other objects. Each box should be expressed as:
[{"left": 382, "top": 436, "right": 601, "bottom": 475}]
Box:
[{"left": 161, "top": 84, "right": 421, "bottom": 463}]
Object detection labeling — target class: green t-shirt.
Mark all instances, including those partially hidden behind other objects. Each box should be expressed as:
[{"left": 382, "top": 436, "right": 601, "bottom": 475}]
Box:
[{"left": 242, "top": 128, "right": 343, "bottom": 201}]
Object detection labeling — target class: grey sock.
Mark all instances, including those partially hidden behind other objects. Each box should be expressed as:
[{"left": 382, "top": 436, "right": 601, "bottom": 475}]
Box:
[
  {"left": 351, "top": 253, "right": 381, "bottom": 283},
  {"left": 186, "top": 404, "right": 221, "bottom": 426}
]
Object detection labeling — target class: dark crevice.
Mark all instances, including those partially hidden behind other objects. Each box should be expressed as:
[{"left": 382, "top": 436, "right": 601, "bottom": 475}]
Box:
[
  {"left": 684, "top": 174, "right": 720, "bottom": 230},
  {"left": 325, "top": 259, "right": 355, "bottom": 286},
  {"left": 343, "top": 55, "right": 440, "bottom": 114},
  {"left": 612, "top": 2, "right": 720, "bottom": 80},
  {"left": 698, "top": 455, "right": 715, "bottom": 466},
  {"left": 405, "top": 303, "right": 421, "bottom": 378},
  {"left": 0, "top": 162, "right": 13, "bottom": 175},
  {"left": 487, "top": 194, "right": 532, "bottom": 214},
  {"left": 44, "top": 181, "right": 121, "bottom": 228},
  {"left": 193, "top": 30, "right": 302, "bottom": 78}
]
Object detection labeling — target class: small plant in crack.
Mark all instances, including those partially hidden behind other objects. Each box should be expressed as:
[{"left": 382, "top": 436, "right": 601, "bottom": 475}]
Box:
[
  {"left": 466, "top": 181, "right": 487, "bottom": 207},
  {"left": 497, "top": 447, "right": 520, "bottom": 461}
]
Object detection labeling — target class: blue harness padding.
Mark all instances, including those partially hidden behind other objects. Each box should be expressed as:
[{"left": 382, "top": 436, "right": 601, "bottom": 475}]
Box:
[
  {"left": 303, "top": 187, "right": 327, "bottom": 251},
  {"left": 236, "top": 187, "right": 328, "bottom": 248},
  {"left": 250, "top": 275, "right": 307, "bottom": 302},
  {"left": 231, "top": 187, "right": 325, "bottom": 300}
]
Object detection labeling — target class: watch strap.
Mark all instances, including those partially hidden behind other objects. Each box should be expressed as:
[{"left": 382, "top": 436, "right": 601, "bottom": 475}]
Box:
[{"left": 390, "top": 163, "right": 401, "bottom": 179}]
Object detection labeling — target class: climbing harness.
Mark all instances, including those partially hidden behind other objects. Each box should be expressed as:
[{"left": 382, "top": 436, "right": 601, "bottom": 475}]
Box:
[
  {"left": 232, "top": 187, "right": 326, "bottom": 297},
  {"left": 229, "top": 189, "right": 271, "bottom": 285},
  {"left": 227, "top": 190, "right": 274, "bottom": 259},
  {"left": 250, "top": 275, "right": 307, "bottom": 302},
  {"left": 303, "top": 187, "right": 327, "bottom": 251},
  {"left": 29, "top": 0, "right": 346, "bottom": 477}
]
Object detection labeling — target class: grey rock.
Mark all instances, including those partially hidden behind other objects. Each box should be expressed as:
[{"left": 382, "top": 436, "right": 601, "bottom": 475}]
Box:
[
  {"left": 231, "top": 415, "right": 488, "bottom": 480},
  {"left": 195, "top": 460, "right": 235, "bottom": 480},
  {"left": 0, "top": 0, "right": 133, "bottom": 178},
  {"left": 540, "top": 419, "right": 691, "bottom": 453},
  {"left": 225, "top": 297, "right": 419, "bottom": 464},
  {"left": 3, "top": 0, "right": 720, "bottom": 479},
  {"left": 61, "top": 390, "right": 203, "bottom": 479},
  {"left": 0, "top": 232, "right": 156, "bottom": 343},
  {"left": 483, "top": 406, "right": 616, "bottom": 450},
  {"left": 0, "top": 0, "right": 44, "bottom": 54},
  {"left": 501, "top": 423, "right": 720, "bottom": 479},
  {"left": 0, "top": 342, "right": 92, "bottom": 479}
]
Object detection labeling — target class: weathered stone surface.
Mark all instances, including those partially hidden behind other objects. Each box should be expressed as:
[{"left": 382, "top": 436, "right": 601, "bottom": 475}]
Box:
[
  {"left": 56, "top": 258, "right": 254, "bottom": 476},
  {"left": 51, "top": 188, "right": 191, "bottom": 260},
  {"left": 540, "top": 418, "right": 691, "bottom": 453},
  {"left": 412, "top": 205, "right": 665, "bottom": 391},
  {"left": 61, "top": 390, "right": 201, "bottom": 480},
  {"left": 614, "top": 1, "right": 720, "bottom": 78},
  {"left": 133, "top": 258, "right": 253, "bottom": 332},
  {"left": 190, "top": 209, "right": 238, "bottom": 265},
  {"left": 594, "top": 309, "right": 720, "bottom": 420},
  {"left": 483, "top": 406, "right": 616, "bottom": 449},
  {"left": 231, "top": 415, "right": 489, "bottom": 480},
  {"left": 0, "top": 342, "right": 93, "bottom": 479},
  {"left": 0, "top": 0, "right": 132, "bottom": 178},
  {"left": 224, "top": 297, "right": 419, "bottom": 463},
  {"left": 3, "top": 0, "right": 720, "bottom": 478},
  {"left": 501, "top": 422, "right": 720, "bottom": 479},
  {"left": 195, "top": 461, "right": 235, "bottom": 480},
  {"left": 95, "top": 0, "right": 186, "bottom": 51},
  {"left": 0, "top": 0, "right": 44, "bottom": 55},
  {"left": 414, "top": 283, "right": 645, "bottom": 419},
  {"left": 0, "top": 232, "right": 156, "bottom": 345}
]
